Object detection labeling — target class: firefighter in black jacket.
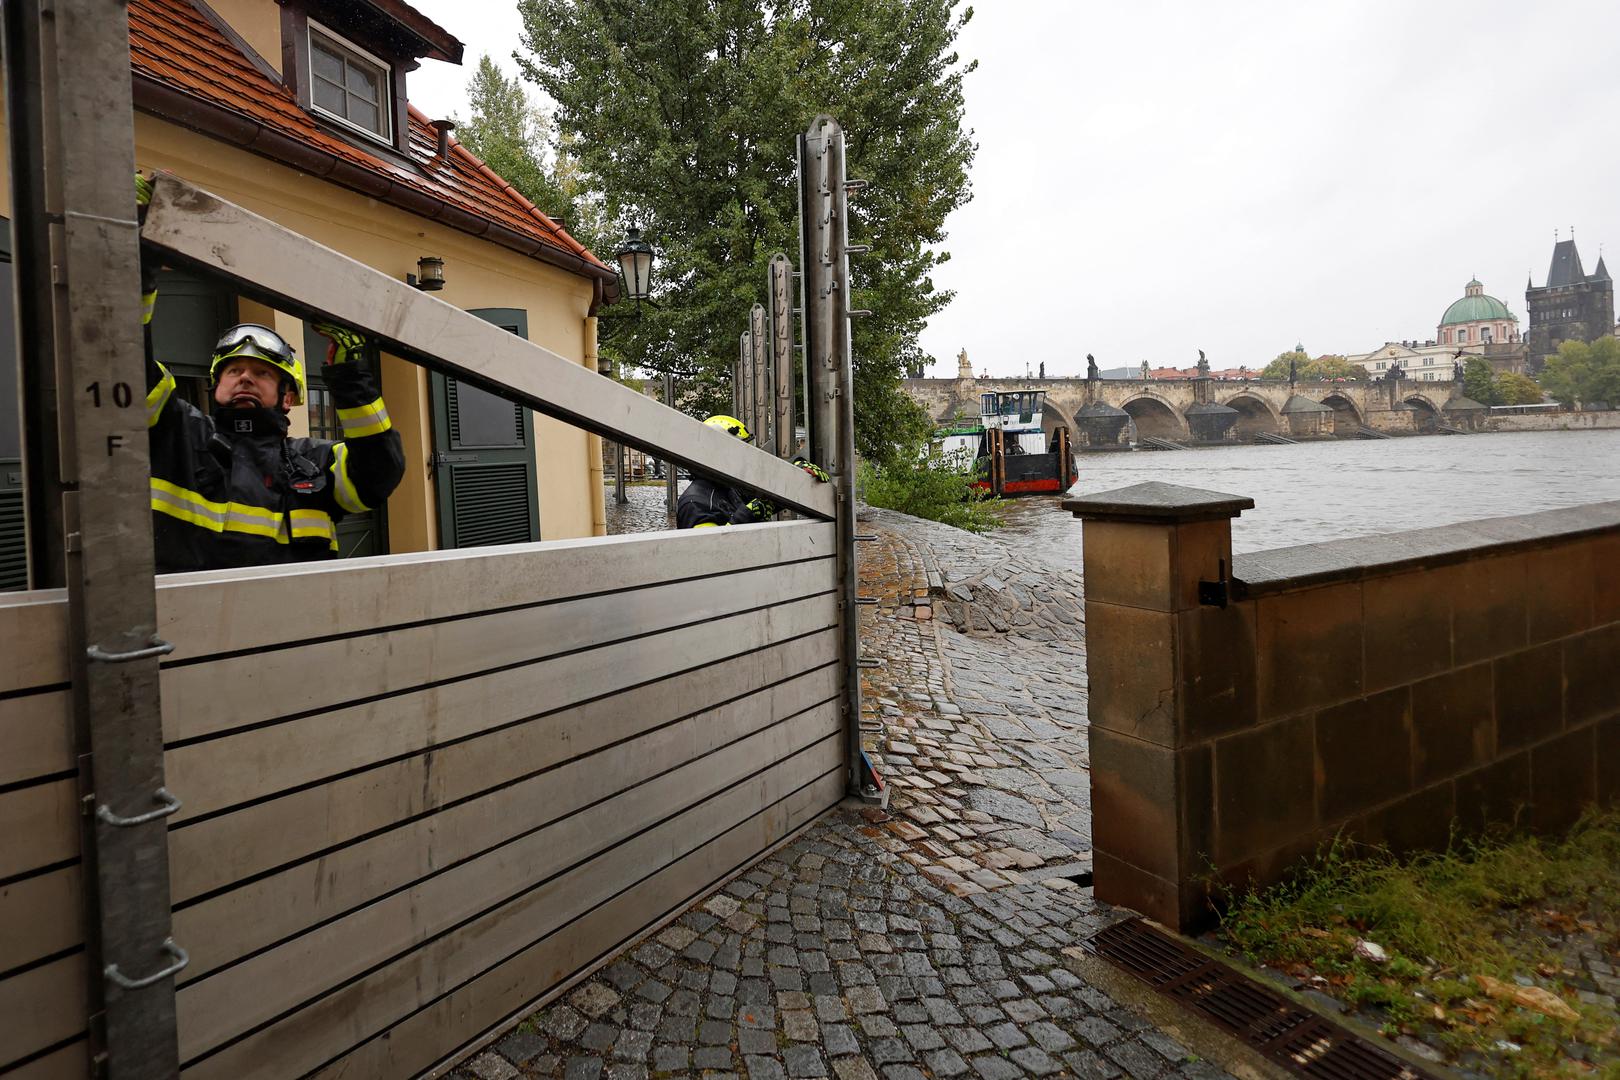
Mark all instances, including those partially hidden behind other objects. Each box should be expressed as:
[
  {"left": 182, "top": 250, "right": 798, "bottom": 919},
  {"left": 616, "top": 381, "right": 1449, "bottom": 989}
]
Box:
[
  {"left": 137, "top": 176, "right": 405, "bottom": 573},
  {"left": 676, "top": 415, "right": 828, "bottom": 529}
]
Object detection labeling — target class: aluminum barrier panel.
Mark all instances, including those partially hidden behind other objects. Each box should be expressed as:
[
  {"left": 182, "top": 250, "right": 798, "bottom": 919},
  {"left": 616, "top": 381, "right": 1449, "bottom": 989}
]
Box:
[{"left": 0, "top": 521, "right": 843, "bottom": 1077}]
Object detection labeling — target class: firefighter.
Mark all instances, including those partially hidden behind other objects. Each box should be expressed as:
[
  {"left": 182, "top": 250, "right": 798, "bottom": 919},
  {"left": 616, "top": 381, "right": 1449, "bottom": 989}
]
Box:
[
  {"left": 676, "top": 414, "right": 829, "bottom": 529},
  {"left": 136, "top": 174, "right": 405, "bottom": 572}
]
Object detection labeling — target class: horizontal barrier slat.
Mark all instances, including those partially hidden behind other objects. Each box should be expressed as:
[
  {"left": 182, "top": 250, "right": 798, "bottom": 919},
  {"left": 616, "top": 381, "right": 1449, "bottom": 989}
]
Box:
[
  {"left": 166, "top": 593, "right": 838, "bottom": 903},
  {"left": 155, "top": 520, "right": 834, "bottom": 661},
  {"left": 0, "top": 780, "right": 78, "bottom": 883},
  {"left": 0, "top": 690, "right": 74, "bottom": 789},
  {"left": 160, "top": 556, "right": 835, "bottom": 745},
  {"left": 0, "top": 866, "right": 82, "bottom": 974},
  {"left": 140, "top": 177, "right": 834, "bottom": 520},
  {"left": 0, "top": 954, "right": 86, "bottom": 1071},
  {"left": 314, "top": 769, "right": 845, "bottom": 1080},
  {"left": 171, "top": 633, "right": 839, "bottom": 981},
  {"left": 177, "top": 695, "right": 840, "bottom": 1058},
  {"left": 2, "top": 1039, "right": 89, "bottom": 1080},
  {"left": 161, "top": 559, "right": 835, "bottom": 807},
  {"left": 0, "top": 589, "right": 68, "bottom": 697},
  {"left": 184, "top": 738, "right": 844, "bottom": 1079}
]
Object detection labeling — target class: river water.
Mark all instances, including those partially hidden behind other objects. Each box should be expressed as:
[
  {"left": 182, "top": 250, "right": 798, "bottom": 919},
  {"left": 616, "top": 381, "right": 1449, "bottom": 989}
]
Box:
[{"left": 994, "top": 429, "right": 1620, "bottom": 570}]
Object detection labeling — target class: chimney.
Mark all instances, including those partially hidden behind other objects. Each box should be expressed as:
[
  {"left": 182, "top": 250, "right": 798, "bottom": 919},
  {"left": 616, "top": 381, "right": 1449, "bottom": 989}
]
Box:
[{"left": 431, "top": 119, "right": 455, "bottom": 159}]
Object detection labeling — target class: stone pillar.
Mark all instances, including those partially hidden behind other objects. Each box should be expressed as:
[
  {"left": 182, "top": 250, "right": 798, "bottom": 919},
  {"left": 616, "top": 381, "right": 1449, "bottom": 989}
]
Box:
[{"left": 1063, "top": 482, "right": 1254, "bottom": 929}]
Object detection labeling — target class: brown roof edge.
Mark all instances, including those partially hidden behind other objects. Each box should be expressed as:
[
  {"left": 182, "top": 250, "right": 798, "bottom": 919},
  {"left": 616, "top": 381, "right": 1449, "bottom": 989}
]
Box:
[
  {"left": 357, "top": 0, "right": 463, "bottom": 64},
  {"left": 133, "top": 75, "right": 620, "bottom": 294}
]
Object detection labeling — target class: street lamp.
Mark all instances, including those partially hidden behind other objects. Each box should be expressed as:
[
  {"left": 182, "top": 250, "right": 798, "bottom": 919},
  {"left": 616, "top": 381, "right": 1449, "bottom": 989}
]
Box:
[{"left": 597, "top": 227, "right": 657, "bottom": 358}]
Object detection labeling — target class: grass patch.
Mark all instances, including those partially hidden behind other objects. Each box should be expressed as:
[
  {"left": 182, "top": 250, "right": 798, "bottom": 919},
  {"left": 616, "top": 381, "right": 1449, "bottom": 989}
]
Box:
[
  {"left": 858, "top": 442, "right": 1004, "bottom": 534},
  {"left": 1215, "top": 810, "right": 1620, "bottom": 1077}
]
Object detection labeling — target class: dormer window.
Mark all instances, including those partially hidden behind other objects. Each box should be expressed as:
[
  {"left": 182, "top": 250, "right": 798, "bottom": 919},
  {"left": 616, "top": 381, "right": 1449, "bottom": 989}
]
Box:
[{"left": 308, "top": 22, "right": 391, "bottom": 142}]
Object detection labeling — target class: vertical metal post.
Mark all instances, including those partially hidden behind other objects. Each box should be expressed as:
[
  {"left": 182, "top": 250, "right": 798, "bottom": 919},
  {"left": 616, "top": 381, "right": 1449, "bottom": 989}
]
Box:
[
  {"left": 664, "top": 372, "right": 678, "bottom": 516},
  {"left": 738, "top": 331, "right": 753, "bottom": 435},
  {"left": 14, "top": 0, "right": 181, "bottom": 1073},
  {"left": 798, "top": 116, "right": 863, "bottom": 794},
  {"left": 749, "top": 303, "right": 771, "bottom": 455},
  {"left": 768, "top": 253, "right": 797, "bottom": 460},
  {"left": 614, "top": 441, "right": 628, "bottom": 504}
]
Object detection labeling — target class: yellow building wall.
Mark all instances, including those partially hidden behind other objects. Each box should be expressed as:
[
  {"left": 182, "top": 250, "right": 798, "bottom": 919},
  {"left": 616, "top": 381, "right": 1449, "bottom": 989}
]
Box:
[{"left": 202, "top": 0, "right": 282, "bottom": 69}]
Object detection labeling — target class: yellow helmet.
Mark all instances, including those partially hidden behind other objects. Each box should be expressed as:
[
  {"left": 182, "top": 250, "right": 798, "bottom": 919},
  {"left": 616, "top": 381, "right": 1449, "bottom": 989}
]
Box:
[
  {"left": 704, "top": 414, "right": 752, "bottom": 441},
  {"left": 209, "top": 323, "right": 306, "bottom": 406}
]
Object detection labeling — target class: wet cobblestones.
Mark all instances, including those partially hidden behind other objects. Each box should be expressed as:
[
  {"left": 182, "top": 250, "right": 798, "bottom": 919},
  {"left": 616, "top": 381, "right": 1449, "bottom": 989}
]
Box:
[{"left": 455, "top": 504, "right": 1229, "bottom": 1079}]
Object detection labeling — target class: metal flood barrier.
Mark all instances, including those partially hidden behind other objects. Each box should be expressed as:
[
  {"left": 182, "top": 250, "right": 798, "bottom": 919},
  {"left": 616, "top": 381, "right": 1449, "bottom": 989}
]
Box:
[{"left": 2, "top": 525, "right": 844, "bottom": 1077}]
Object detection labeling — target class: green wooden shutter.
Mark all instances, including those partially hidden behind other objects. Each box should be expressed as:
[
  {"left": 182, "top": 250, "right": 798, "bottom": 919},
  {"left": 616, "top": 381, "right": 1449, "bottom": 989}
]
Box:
[{"left": 431, "top": 308, "right": 539, "bottom": 548}]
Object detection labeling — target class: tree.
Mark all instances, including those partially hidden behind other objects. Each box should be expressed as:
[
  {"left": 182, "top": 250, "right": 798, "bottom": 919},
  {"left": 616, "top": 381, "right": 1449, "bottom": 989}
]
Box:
[
  {"left": 513, "top": 0, "right": 977, "bottom": 462},
  {"left": 1538, "top": 336, "right": 1620, "bottom": 406},
  {"left": 1462, "top": 357, "right": 1500, "bottom": 405},
  {"left": 1259, "top": 351, "right": 1358, "bottom": 381},
  {"left": 454, "top": 55, "right": 603, "bottom": 253},
  {"left": 1494, "top": 371, "right": 1544, "bottom": 406}
]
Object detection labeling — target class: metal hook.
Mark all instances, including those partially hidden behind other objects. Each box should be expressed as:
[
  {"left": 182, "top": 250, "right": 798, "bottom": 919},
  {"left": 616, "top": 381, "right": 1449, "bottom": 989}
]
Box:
[
  {"left": 97, "top": 787, "right": 182, "bottom": 828},
  {"left": 86, "top": 636, "right": 174, "bottom": 664},
  {"left": 104, "top": 938, "right": 189, "bottom": 991}
]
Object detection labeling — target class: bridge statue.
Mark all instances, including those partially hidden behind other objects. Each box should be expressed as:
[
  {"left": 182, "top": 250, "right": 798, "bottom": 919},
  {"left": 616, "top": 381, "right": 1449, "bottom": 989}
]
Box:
[
  {"left": 1197, "top": 349, "right": 1210, "bottom": 377},
  {"left": 1140, "top": 360, "right": 1151, "bottom": 380},
  {"left": 1453, "top": 358, "right": 1465, "bottom": 382},
  {"left": 1087, "top": 353, "right": 1099, "bottom": 381}
]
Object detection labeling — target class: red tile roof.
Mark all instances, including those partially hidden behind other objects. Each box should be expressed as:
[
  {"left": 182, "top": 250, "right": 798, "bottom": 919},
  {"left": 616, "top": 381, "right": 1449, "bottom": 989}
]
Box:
[{"left": 128, "top": 0, "right": 614, "bottom": 288}]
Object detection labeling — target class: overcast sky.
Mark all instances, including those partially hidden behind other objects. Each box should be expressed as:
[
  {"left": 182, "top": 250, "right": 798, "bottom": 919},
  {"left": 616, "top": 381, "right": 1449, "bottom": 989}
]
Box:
[{"left": 407, "top": 1, "right": 1620, "bottom": 378}]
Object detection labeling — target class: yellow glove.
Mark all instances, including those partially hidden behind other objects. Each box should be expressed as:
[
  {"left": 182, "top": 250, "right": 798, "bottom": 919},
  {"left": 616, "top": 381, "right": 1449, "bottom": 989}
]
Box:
[
  {"left": 312, "top": 321, "right": 366, "bottom": 365},
  {"left": 792, "top": 457, "right": 830, "bottom": 483}
]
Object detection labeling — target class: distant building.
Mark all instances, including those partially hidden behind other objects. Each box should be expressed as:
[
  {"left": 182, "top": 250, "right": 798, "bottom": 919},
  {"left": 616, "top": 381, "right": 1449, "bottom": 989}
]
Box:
[
  {"left": 1348, "top": 276, "right": 1528, "bottom": 379},
  {"left": 1526, "top": 238, "right": 1614, "bottom": 372},
  {"left": 1437, "top": 278, "right": 1519, "bottom": 347}
]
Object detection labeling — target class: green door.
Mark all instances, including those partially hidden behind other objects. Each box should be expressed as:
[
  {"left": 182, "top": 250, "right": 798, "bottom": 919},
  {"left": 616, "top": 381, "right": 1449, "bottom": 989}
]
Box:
[
  {"left": 303, "top": 325, "right": 387, "bottom": 558},
  {"left": 430, "top": 308, "right": 539, "bottom": 547}
]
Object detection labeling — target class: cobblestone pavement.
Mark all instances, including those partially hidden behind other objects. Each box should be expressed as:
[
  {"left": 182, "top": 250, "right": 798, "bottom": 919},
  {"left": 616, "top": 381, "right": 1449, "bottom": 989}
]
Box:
[{"left": 452, "top": 504, "right": 1231, "bottom": 1080}]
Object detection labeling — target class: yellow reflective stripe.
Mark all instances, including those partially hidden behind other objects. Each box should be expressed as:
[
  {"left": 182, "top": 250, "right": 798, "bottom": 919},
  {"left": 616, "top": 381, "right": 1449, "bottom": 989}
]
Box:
[
  {"left": 329, "top": 443, "right": 368, "bottom": 514},
  {"left": 147, "top": 364, "right": 176, "bottom": 427},
  {"left": 692, "top": 522, "right": 722, "bottom": 528},
  {"left": 337, "top": 398, "right": 391, "bottom": 438},
  {"left": 149, "top": 479, "right": 334, "bottom": 550},
  {"left": 142, "top": 290, "right": 158, "bottom": 326},
  {"left": 289, "top": 509, "right": 339, "bottom": 551}
]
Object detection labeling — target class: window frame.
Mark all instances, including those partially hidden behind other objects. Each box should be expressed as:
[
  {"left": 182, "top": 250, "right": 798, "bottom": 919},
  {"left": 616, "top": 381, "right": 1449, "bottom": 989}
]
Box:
[{"left": 306, "top": 19, "right": 394, "bottom": 145}]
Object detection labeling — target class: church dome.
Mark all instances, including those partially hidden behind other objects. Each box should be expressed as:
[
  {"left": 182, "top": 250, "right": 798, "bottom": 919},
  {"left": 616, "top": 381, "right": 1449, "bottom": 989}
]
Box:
[{"left": 1440, "top": 279, "right": 1515, "bottom": 325}]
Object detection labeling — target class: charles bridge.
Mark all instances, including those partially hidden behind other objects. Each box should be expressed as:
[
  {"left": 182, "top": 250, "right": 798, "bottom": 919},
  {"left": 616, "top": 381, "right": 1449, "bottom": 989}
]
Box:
[{"left": 904, "top": 374, "right": 1469, "bottom": 444}]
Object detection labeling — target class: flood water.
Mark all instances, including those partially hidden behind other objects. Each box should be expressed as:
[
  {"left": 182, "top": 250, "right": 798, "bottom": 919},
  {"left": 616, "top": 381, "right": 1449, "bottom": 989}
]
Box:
[{"left": 995, "top": 429, "right": 1620, "bottom": 570}]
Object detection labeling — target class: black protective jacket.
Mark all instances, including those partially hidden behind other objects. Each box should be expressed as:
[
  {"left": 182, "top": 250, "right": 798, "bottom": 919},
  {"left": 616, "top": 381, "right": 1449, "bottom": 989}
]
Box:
[
  {"left": 145, "top": 355, "right": 405, "bottom": 573},
  {"left": 676, "top": 477, "right": 768, "bottom": 529}
]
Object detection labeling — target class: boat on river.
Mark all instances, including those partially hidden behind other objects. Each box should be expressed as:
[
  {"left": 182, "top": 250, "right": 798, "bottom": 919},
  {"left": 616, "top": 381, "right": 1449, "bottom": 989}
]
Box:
[{"left": 934, "top": 390, "right": 1076, "bottom": 496}]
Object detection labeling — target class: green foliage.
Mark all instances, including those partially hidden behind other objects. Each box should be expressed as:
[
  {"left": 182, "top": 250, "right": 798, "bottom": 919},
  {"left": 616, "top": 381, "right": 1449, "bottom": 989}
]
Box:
[
  {"left": 1259, "top": 351, "right": 1359, "bottom": 381},
  {"left": 513, "top": 0, "right": 977, "bottom": 460},
  {"left": 858, "top": 439, "right": 1002, "bottom": 533},
  {"left": 1538, "top": 336, "right": 1620, "bottom": 406},
  {"left": 454, "top": 55, "right": 605, "bottom": 252},
  {"left": 1462, "top": 357, "right": 1501, "bottom": 405},
  {"left": 1494, "top": 371, "right": 1545, "bottom": 406},
  {"left": 1217, "top": 810, "right": 1620, "bottom": 1076}
]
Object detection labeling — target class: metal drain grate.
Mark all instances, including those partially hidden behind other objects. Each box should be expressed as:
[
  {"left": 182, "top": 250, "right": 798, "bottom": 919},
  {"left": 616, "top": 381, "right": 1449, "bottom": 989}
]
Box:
[{"left": 1082, "top": 918, "right": 1436, "bottom": 1080}]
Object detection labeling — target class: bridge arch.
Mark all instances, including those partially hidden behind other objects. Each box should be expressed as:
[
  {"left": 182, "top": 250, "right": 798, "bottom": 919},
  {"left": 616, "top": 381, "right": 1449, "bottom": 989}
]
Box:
[
  {"left": 1320, "top": 393, "right": 1362, "bottom": 436},
  {"left": 1402, "top": 396, "right": 1440, "bottom": 433},
  {"left": 1220, "top": 393, "right": 1281, "bottom": 438},
  {"left": 1120, "top": 394, "right": 1188, "bottom": 441}
]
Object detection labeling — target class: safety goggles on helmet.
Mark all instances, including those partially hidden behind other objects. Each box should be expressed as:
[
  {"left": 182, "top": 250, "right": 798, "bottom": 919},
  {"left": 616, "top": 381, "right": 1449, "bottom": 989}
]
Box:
[
  {"left": 703, "top": 414, "right": 752, "bottom": 441},
  {"left": 209, "top": 323, "right": 306, "bottom": 405}
]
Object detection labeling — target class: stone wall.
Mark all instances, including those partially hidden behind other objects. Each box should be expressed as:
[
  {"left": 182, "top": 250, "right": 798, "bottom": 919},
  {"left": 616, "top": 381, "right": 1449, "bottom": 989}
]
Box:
[
  {"left": 1483, "top": 410, "right": 1620, "bottom": 433},
  {"left": 1065, "top": 484, "right": 1620, "bottom": 930}
]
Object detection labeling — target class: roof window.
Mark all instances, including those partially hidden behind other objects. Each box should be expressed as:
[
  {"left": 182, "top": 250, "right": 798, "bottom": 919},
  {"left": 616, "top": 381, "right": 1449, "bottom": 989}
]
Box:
[{"left": 308, "top": 21, "right": 391, "bottom": 142}]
